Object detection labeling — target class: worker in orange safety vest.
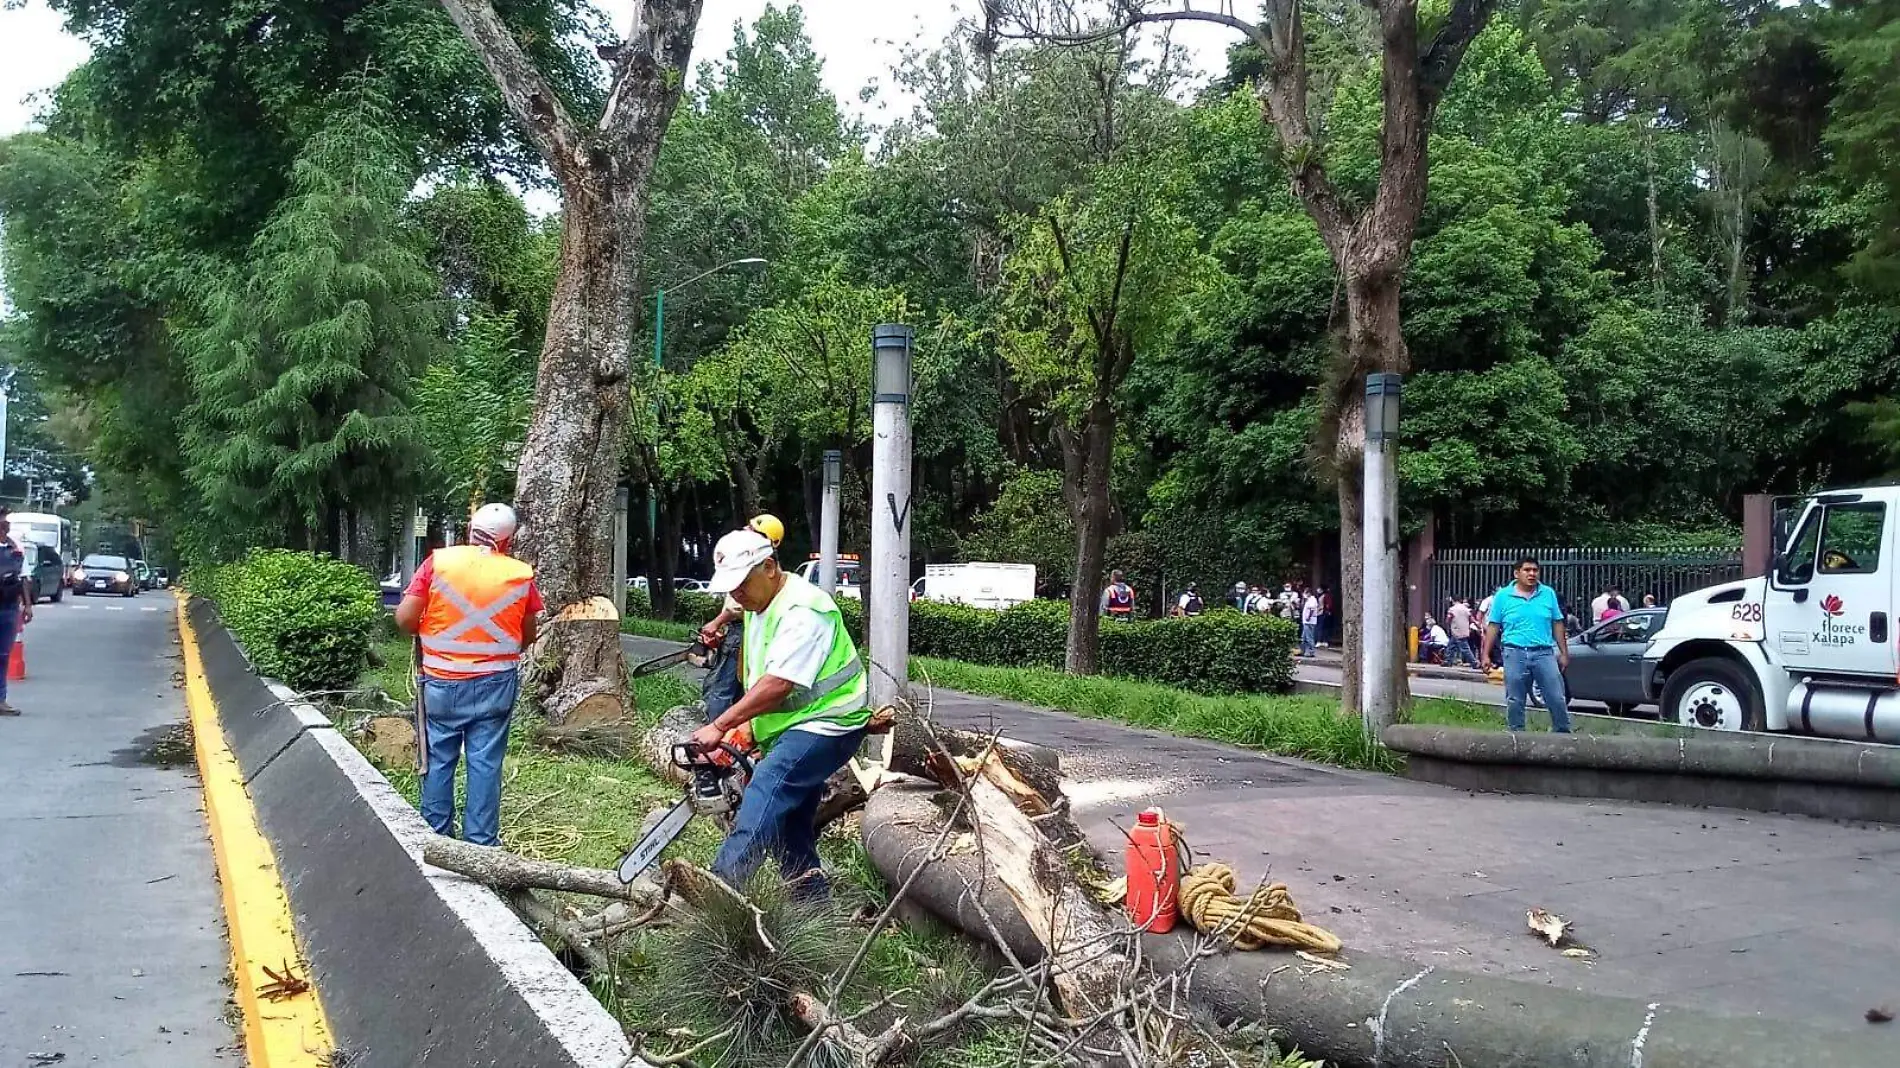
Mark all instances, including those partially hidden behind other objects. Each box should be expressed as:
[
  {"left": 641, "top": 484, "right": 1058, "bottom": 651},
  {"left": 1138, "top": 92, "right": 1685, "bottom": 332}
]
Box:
[{"left": 395, "top": 503, "right": 542, "bottom": 846}]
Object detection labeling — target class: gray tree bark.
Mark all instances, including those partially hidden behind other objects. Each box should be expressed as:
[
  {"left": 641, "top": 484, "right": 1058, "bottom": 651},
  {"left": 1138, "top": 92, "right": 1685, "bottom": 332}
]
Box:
[{"left": 437, "top": 0, "right": 704, "bottom": 723}]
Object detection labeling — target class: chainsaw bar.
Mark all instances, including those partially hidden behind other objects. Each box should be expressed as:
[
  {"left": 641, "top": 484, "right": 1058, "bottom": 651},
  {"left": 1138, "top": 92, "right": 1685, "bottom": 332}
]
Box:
[{"left": 617, "top": 797, "right": 695, "bottom": 883}]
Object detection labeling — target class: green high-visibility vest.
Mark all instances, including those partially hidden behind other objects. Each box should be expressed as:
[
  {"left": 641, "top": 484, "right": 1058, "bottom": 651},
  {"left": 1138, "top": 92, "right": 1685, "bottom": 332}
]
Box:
[{"left": 742, "top": 573, "right": 870, "bottom": 748}]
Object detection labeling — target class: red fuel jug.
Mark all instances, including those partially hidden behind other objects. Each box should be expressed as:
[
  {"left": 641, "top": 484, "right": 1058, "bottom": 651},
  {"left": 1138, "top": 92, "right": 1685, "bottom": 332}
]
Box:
[{"left": 1125, "top": 808, "right": 1181, "bottom": 932}]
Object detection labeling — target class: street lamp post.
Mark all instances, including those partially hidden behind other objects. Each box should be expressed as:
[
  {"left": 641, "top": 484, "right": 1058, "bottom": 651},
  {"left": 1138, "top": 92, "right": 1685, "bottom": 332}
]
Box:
[
  {"left": 818, "top": 449, "right": 842, "bottom": 595},
  {"left": 646, "top": 257, "right": 767, "bottom": 547},
  {"left": 1361, "top": 372, "right": 1403, "bottom": 737},
  {"left": 868, "top": 324, "right": 914, "bottom": 711}
]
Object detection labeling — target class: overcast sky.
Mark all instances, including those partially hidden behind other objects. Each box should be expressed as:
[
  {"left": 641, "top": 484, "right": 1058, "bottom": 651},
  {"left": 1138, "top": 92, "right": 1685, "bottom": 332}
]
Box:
[{"left": 1, "top": 0, "right": 1238, "bottom": 138}]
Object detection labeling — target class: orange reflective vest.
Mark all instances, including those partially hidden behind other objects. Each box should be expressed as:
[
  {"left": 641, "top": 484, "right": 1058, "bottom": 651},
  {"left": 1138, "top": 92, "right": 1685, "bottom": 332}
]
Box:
[{"left": 419, "top": 544, "right": 536, "bottom": 679}]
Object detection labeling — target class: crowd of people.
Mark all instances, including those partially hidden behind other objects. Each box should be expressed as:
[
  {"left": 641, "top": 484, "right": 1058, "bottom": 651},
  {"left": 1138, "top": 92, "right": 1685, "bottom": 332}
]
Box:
[
  {"left": 1103, "top": 573, "right": 1338, "bottom": 657},
  {"left": 1415, "top": 582, "right": 1662, "bottom": 667}
]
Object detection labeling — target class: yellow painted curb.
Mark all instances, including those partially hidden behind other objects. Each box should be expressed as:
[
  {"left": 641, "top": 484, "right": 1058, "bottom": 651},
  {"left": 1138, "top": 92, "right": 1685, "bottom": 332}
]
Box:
[{"left": 177, "top": 593, "right": 334, "bottom": 1066}]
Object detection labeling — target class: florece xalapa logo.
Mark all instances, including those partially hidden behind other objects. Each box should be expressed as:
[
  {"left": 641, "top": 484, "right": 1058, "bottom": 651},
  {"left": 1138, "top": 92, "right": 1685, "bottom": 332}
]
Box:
[{"left": 1814, "top": 593, "right": 1864, "bottom": 647}]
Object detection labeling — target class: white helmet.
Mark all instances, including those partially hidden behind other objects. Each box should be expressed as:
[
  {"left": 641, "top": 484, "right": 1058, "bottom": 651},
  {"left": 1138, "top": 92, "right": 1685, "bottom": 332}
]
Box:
[{"left": 470, "top": 503, "right": 519, "bottom": 545}]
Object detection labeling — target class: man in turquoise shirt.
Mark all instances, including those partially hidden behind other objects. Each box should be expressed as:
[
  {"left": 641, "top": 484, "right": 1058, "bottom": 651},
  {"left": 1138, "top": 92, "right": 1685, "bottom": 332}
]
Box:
[{"left": 1479, "top": 557, "right": 1574, "bottom": 732}]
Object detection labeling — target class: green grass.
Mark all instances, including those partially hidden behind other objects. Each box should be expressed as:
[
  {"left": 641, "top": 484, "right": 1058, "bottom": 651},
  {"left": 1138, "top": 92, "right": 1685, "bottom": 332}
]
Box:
[
  {"left": 621, "top": 615, "right": 697, "bottom": 642},
  {"left": 912, "top": 656, "right": 1408, "bottom": 772}
]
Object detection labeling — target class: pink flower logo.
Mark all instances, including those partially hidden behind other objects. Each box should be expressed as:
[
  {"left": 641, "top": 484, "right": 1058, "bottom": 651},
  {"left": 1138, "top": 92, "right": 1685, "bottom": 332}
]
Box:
[{"left": 1820, "top": 594, "right": 1845, "bottom": 617}]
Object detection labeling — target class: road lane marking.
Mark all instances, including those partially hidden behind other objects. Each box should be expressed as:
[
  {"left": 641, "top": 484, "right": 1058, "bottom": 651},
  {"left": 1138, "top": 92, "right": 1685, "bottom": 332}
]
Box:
[
  {"left": 70, "top": 604, "right": 89, "bottom": 610},
  {"left": 142, "top": 606, "right": 160, "bottom": 612},
  {"left": 176, "top": 594, "right": 334, "bottom": 1066},
  {"left": 105, "top": 606, "right": 124, "bottom": 611}
]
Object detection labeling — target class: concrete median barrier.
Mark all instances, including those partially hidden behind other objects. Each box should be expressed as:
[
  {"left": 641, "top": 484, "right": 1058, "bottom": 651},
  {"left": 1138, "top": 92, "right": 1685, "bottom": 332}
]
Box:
[
  {"left": 184, "top": 597, "right": 630, "bottom": 1068},
  {"left": 1383, "top": 724, "right": 1900, "bottom": 823},
  {"left": 861, "top": 780, "right": 1895, "bottom": 1068}
]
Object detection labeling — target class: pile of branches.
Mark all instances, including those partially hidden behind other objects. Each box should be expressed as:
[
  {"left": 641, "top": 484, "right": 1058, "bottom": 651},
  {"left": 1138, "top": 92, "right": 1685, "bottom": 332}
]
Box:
[{"left": 425, "top": 687, "right": 1309, "bottom": 1068}]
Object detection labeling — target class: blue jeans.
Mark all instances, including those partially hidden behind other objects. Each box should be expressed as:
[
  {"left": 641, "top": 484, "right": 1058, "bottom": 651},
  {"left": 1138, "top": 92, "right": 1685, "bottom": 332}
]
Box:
[
  {"left": 1502, "top": 645, "right": 1572, "bottom": 733},
  {"left": 0, "top": 609, "right": 17, "bottom": 701},
  {"left": 712, "top": 726, "right": 866, "bottom": 893},
  {"left": 1447, "top": 636, "right": 1475, "bottom": 667},
  {"left": 420, "top": 670, "right": 519, "bottom": 846},
  {"left": 1300, "top": 622, "right": 1317, "bottom": 656},
  {"left": 702, "top": 622, "right": 744, "bottom": 724}
]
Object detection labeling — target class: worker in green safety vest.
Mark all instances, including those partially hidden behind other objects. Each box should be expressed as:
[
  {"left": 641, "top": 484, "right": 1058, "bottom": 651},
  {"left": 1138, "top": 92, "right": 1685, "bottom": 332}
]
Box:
[{"left": 692, "top": 527, "right": 870, "bottom": 894}]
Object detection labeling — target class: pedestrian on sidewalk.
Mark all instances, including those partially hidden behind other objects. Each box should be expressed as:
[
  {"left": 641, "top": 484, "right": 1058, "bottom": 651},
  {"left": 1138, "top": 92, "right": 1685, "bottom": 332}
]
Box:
[
  {"left": 697, "top": 514, "right": 785, "bottom": 723},
  {"left": 1228, "top": 581, "right": 1249, "bottom": 612},
  {"left": 1419, "top": 616, "right": 1450, "bottom": 664},
  {"left": 1173, "top": 582, "right": 1205, "bottom": 617},
  {"left": 0, "top": 509, "right": 35, "bottom": 716},
  {"left": 1480, "top": 557, "right": 1573, "bottom": 733},
  {"left": 1444, "top": 596, "right": 1475, "bottom": 667},
  {"left": 1299, "top": 586, "right": 1320, "bottom": 656},
  {"left": 395, "top": 503, "right": 542, "bottom": 847}
]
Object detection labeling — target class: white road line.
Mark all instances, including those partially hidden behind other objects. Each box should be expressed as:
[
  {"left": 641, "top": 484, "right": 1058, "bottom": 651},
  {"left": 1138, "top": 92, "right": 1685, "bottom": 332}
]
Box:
[
  {"left": 70, "top": 604, "right": 90, "bottom": 610},
  {"left": 141, "top": 606, "right": 160, "bottom": 612},
  {"left": 104, "top": 606, "right": 125, "bottom": 611}
]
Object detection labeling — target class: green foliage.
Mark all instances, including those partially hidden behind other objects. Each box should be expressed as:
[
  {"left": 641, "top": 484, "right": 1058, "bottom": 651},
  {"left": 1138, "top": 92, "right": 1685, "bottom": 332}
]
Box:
[
  {"left": 958, "top": 468, "right": 1075, "bottom": 586},
  {"left": 179, "top": 82, "right": 439, "bottom": 548},
  {"left": 414, "top": 308, "right": 533, "bottom": 514},
  {"left": 190, "top": 549, "right": 380, "bottom": 693}
]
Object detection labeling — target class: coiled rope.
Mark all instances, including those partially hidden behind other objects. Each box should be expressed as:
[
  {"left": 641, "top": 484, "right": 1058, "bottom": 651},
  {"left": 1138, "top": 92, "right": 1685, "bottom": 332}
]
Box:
[{"left": 1179, "top": 862, "right": 1343, "bottom": 955}]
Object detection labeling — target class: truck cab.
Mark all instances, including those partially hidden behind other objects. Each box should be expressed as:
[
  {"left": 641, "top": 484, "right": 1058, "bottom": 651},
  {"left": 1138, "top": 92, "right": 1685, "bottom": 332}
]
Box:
[{"left": 1643, "top": 485, "right": 1899, "bottom": 740}]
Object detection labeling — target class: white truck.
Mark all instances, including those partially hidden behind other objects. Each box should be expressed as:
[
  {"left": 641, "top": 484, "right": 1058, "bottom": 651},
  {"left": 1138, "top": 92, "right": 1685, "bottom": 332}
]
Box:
[
  {"left": 914, "top": 562, "right": 1036, "bottom": 610},
  {"left": 793, "top": 555, "right": 862, "bottom": 600},
  {"left": 1643, "top": 484, "right": 1898, "bottom": 741}
]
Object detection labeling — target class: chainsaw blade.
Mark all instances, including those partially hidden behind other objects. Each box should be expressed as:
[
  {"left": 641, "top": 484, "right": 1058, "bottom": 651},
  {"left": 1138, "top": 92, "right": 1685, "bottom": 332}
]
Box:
[{"left": 616, "top": 797, "right": 695, "bottom": 884}]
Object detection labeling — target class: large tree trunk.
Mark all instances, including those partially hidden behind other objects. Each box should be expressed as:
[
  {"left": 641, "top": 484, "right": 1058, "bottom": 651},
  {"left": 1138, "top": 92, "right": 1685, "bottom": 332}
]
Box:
[
  {"left": 438, "top": 0, "right": 703, "bottom": 725},
  {"left": 1061, "top": 399, "right": 1115, "bottom": 675},
  {"left": 1333, "top": 397, "right": 1365, "bottom": 717}
]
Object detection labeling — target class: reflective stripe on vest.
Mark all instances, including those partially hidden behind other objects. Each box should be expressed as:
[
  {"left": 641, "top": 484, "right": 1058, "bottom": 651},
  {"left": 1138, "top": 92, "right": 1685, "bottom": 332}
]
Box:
[
  {"left": 742, "top": 573, "right": 870, "bottom": 748},
  {"left": 419, "top": 545, "right": 534, "bottom": 676}
]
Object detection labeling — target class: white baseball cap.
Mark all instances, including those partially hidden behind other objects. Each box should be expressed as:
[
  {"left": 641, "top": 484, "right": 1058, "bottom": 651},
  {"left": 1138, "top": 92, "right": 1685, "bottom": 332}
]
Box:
[
  {"left": 470, "top": 503, "right": 519, "bottom": 542},
  {"left": 708, "top": 528, "right": 775, "bottom": 594}
]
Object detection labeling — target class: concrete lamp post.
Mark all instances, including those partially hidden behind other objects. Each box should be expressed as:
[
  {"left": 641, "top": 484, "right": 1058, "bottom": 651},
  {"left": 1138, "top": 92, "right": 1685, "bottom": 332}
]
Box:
[
  {"left": 818, "top": 449, "right": 843, "bottom": 595},
  {"left": 1361, "top": 372, "right": 1403, "bottom": 736},
  {"left": 868, "top": 324, "right": 914, "bottom": 711}
]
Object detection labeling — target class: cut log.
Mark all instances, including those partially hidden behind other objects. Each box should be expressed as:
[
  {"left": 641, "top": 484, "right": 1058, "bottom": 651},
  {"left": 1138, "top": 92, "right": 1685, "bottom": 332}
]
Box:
[
  {"left": 423, "top": 837, "right": 658, "bottom": 905},
  {"left": 639, "top": 704, "right": 705, "bottom": 786},
  {"left": 508, "top": 888, "right": 610, "bottom": 975},
  {"left": 959, "top": 755, "right": 1132, "bottom": 1018}
]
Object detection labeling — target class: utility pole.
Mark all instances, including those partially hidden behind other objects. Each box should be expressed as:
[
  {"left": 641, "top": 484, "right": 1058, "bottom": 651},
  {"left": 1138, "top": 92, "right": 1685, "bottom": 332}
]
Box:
[
  {"left": 1361, "top": 373, "right": 1403, "bottom": 736},
  {"left": 818, "top": 449, "right": 842, "bottom": 595},
  {"left": 868, "top": 325, "right": 913, "bottom": 710}
]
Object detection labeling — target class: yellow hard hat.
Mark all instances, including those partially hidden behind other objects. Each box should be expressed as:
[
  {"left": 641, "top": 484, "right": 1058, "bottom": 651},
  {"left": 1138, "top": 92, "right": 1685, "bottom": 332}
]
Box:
[{"left": 748, "top": 513, "right": 785, "bottom": 547}]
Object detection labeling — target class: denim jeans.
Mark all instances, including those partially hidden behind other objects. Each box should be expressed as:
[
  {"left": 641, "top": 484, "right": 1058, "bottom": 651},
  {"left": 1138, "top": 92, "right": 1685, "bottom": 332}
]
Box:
[
  {"left": 0, "top": 609, "right": 17, "bottom": 701},
  {"left": 1446, "top": 636, "right": 1475, "bottom": 667},
  {"left": 712, "top": 726, "right": 866, "bottom": 893},
  {"left": 1299, "top": 622, "right": 1317, "bottom": 657},
  {"left": 702, "top": 622, "right": 744, "bottom": 724},
  {"left": 1502, "top": 645, "right": 1572, "bottom": 733},
  {"left": 420, "top": 669, "right": 519, "bottom": 846}
]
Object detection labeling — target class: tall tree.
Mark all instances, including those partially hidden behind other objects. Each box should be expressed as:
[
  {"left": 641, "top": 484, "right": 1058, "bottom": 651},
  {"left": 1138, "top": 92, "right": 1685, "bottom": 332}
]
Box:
[
  {"left": 987, "top": 0, "right": 1500, "bottom": 720},
  {"left": 434, "top": 0, "right": 704, "bottom": 724},
  {"left": 179, "top": 85, "right": 439, "bottom": 557}
]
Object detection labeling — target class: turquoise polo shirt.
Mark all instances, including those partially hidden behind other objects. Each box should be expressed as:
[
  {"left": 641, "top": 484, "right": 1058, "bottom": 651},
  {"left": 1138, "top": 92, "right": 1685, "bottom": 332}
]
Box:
[{"left": 1491, "top": 583, "right": 1562, "bottom": 648}]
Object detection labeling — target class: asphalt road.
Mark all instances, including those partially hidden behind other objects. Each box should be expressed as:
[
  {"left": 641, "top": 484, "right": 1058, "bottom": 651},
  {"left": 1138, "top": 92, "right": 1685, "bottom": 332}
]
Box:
[{"left": 0, "top": 590, "right": 236, "bottom": 1064}]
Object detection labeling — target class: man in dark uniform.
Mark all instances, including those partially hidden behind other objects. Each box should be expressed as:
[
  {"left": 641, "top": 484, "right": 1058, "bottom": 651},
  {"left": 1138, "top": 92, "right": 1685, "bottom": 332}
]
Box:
[{"left": 0, "top": 509, "right": 37, "bottom": 715}]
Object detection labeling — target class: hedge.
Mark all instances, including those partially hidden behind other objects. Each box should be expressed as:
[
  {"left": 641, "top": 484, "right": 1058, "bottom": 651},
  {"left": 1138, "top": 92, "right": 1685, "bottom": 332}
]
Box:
[
  {"left": 188, "top": 549, "right": 381, "bottom": 694},
  {"left": 651, "top": 590, "right": 1293, "bottom": 695}
]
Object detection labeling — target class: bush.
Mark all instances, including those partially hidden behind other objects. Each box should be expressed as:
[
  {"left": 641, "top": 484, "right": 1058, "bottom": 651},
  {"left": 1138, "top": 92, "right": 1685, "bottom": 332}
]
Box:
[
  {"left": 625, "top": 585, "right": 652, "bottom": 619},
  {"left": 188, "top": 549, "right": 381, "bottom": 694}
]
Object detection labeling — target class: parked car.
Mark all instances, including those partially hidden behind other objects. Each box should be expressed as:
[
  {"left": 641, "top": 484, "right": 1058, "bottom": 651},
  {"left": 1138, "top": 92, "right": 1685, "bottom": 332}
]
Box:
[
  {"left": 153, "top": 567, "right": 170, "bottom": 588},
  {"left": 22, "top": 543, "right": 65, "bottom": 603},
  {"left": 1530, "top": 606, "right": 1670, "bottom": 716},
  {"left": 675, "top": 578, "right": 712, "bottom": 594},
  {"left": 134, "top": 559, "right": 155, "bottom": 590},
  {"left": 74, "top": 553, "right": 139, "bottom": 597},
  {"left": 380, "top": 571, "right": 404, "bottom": 607}
]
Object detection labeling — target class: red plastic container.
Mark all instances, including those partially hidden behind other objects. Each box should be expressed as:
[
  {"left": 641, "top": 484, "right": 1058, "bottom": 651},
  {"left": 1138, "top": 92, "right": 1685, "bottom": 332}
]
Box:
[{"left": 1125, "top": 808, "right": 1181, "bottom": 932}]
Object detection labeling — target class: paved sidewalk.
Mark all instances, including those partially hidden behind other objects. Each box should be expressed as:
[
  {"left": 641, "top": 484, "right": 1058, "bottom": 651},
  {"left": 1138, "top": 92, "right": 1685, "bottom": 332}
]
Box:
[
  {"left": 0, "top": 592, "right": 235, "bottom": 1064},
  {"left": 625, "top": 633, "right": 1900, "bottom": 1035}
]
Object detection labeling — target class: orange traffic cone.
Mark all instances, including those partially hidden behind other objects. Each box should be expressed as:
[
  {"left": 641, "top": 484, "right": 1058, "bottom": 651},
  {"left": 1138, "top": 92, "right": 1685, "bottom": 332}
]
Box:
[{"left": 8, "top": 636, "right": 25, "bottom": 682}]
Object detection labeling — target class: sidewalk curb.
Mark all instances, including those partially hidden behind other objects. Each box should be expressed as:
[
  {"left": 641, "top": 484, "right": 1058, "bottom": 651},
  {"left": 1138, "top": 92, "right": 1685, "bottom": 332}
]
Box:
[
  {"left": 181, "top": 594, "right": 631, "bottom": 1067},
  {"left": 177, "top": 594, "right": 334, "bottom": 1068}
]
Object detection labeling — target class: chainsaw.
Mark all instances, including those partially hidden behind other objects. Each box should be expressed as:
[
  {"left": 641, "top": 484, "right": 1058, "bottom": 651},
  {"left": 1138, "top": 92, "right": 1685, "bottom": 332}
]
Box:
[{"left": 615, "top": 740, "right": 755, "bottom": 884}]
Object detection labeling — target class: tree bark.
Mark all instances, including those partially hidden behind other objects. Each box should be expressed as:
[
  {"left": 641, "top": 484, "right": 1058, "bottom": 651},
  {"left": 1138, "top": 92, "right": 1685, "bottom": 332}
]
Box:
[
  {"left": 422, "top": 837, "right": 659, "bottom": 903},
  {"left": 437, "top": 0, "right": 704, "bottom": 725},
  {"left": 1061, "top": 399, "right": 1115, "bottom": 675}
]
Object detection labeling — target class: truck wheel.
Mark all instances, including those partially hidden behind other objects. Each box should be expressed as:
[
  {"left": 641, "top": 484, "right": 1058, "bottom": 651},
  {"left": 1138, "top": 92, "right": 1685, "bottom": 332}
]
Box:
[{"left": 1662, "top": 657, "right": 1764, "bottom": 732}]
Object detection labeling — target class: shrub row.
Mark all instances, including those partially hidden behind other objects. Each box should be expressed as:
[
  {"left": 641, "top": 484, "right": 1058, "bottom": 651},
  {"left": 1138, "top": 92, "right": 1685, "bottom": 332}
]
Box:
[
  {"left": 653, "top": 590, "right": 1293, "bottom": 695},
  {"left": 188, "top": 549, "right": 382, "bottom": 694}
]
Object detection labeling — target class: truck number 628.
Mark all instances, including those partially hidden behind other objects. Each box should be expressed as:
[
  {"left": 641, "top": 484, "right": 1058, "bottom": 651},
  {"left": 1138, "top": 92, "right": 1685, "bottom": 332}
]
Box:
[{"left": 1730, "top": 602, "right": 1763, "bottom": 622}]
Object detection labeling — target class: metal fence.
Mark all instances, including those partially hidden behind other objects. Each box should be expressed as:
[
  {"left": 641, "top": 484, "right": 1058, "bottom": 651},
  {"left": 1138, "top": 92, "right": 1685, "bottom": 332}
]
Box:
[{"left": 1428, "top": 547, "right": 1744, "bottom": 617}]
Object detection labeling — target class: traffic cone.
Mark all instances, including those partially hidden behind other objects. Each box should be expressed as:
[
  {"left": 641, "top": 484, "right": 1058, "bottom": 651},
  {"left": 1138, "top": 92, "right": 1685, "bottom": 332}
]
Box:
[{"left": 8, "top": 636, "right": 25, "bottom": 682}]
